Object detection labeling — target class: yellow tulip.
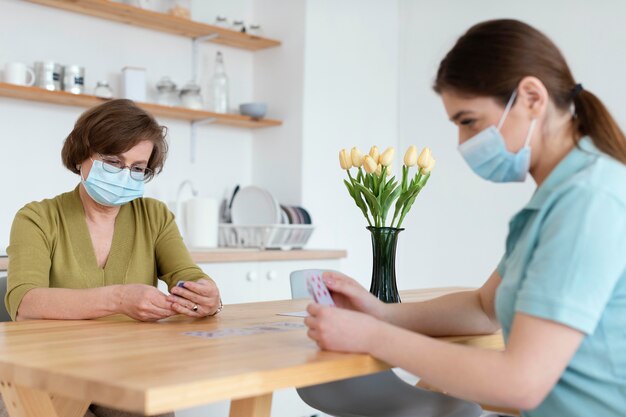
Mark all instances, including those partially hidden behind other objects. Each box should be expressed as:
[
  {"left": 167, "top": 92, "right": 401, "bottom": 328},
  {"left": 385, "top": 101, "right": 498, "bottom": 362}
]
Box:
[
  {"left": 417, "top": 147, "right": 432, "bottom": 170},
  {"left": 363, "top": 155, "right": 377, "bottom": 174},
  {"left": 339, "top": 149, "right": 352, "bottom": 170},
  {"left": 386, "top": 164, "right": 393, "bottom": 177},
  {"left": 375, "top": 164, "right": 382, "bottom": 176},
  {"left": 369, "top": 146, "right": 380, "bottom": 164},
  {"left": 351, "top": 147, "right": 364, "bottom": 167},
  {"left": 422, "top": 157, "right": 436, "bottom": 173},
  {"left": 380, "top": 147, "right": 395, "bottom": 167},
  {"left": 404, "top": 145, "right": 418, "bottom": 167}
]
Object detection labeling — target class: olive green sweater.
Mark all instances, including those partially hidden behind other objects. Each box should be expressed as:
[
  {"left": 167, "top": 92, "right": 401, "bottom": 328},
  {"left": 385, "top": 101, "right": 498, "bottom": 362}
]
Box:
[{"left": 5, "top": 186, "right": 209, "bottom": 320}]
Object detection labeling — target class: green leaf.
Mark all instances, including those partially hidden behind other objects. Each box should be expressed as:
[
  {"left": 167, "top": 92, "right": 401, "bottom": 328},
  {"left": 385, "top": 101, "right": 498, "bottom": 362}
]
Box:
[
  {"left": 353, "top": 186, "right": 370, "bottom": 216},
  {"left": 364, "top": 173, "right": 371, "bottom": 190},
  {"left": 382, "top": 185, "right": 402, "bottom": 226},
  {"left": 355, "top": 182, "right": 381, "bottom": 218},
  {"left": 371, "top": 173, "right": 380, "bottom": 196},
  {"left": 391, "top": 188, "right": 411, "bottom": 227},
  {"left": 345, "top": 179, "right": 372, "bottom": 226},
  {"left": 376, "top": 178, "right": 396, "bottom": 226},
  {"left": 343, "top": 179, "right": 354, "bottom": 196},
  {"left": 397, "top": 186, "right": 423, "bottom": 227}
]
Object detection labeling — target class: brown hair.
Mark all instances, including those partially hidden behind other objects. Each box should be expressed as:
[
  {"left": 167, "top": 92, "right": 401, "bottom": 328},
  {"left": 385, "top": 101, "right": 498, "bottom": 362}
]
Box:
[
  {"left": 434, "top": 19, "right": 626, "bottom": 164},
  {"left": 62, "top": 99, "right": 168, "bottom": 181}
]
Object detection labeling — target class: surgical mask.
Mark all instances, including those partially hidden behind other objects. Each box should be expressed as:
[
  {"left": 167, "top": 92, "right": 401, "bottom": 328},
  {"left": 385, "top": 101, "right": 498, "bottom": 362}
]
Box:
[
  {"left": 80, "top": 159, "right": 144, "bottom": 206},
  {"left": 458, "top": 90, "right": 537, "bottom": 183}
]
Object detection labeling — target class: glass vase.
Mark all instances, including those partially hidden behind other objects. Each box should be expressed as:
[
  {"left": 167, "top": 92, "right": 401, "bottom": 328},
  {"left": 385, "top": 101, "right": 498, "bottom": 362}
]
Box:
[{"left": 367, "top": 226, "right": 403, "bottom": 303}]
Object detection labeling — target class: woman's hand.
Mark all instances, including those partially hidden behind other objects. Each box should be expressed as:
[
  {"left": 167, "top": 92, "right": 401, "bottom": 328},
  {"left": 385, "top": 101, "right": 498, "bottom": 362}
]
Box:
[
  {"left": 167, "top": 279, "right": 221, "bottom": 318},
  {"left": 322, "top": 272, "right": 387, "bottom": 320},
  {"left": 117, "top": 284, "right": 176, "bottom": 322},
  {"left": 305, "top": 303, "right": 382, "bottom": 353}
]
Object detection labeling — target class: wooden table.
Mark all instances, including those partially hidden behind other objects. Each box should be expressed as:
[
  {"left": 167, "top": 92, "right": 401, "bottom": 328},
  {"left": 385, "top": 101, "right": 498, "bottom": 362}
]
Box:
[{"left": 0, "top": 288, "right": 504, "bottom": 417}]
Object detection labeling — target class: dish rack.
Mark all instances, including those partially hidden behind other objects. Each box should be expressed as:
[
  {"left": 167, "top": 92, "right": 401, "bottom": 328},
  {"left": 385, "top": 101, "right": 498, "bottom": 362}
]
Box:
[{"left": 218, "top": 224, "right": 315, "bottom": 250}]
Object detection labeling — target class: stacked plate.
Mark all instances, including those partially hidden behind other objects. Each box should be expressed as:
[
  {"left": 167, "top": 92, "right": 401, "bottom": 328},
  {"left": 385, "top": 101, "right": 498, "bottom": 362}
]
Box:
[
  {"left": 230, "top": 186, "right": 313, "bottom": 226},
  {"left": 280, "top": 205, "right": 312, "bottom": 225}
]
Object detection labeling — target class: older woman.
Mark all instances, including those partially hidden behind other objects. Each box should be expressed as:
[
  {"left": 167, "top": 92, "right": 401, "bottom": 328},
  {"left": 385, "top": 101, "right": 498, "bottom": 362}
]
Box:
[{"left": 3, "top": 99, "right": 221, "bottom": 417}]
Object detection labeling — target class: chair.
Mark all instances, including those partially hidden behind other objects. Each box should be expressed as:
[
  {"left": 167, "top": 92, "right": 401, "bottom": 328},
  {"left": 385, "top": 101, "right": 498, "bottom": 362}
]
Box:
[
  {"left": 0, "top": 274, "right": 12, "bottom": 322},
  {"left": 289, "top": 270, "right": 483, "bottom": 417},
  {"left": 416, "top": 380, "right": 521, "bottom": 416}
]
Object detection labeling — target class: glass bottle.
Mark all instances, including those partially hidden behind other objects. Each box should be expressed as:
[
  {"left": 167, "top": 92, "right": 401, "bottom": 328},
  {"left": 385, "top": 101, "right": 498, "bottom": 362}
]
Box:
[{"left": 208, "top": 52, "right": 229, "bottom": 114}]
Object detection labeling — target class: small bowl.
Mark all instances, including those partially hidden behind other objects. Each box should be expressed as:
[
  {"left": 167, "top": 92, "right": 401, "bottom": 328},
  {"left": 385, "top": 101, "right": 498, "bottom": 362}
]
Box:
[{"left": 239, "top": 102, "right": 268, "bottom": 120}]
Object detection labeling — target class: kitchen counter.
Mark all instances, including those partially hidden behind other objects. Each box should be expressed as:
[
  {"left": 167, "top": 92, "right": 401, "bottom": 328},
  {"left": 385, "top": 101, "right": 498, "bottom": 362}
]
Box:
[{"left": 0, "top": 249, "right": 347, "bottom": 271}]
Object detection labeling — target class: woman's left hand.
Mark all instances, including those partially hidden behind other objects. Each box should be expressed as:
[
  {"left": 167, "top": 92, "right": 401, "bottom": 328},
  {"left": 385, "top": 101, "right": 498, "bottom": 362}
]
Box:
[
  {"left": 167, "top": 279, "right": 222, "bottom": 318},
  {"left": 304, "top": 303, "right": 381, "bottom": 353}
]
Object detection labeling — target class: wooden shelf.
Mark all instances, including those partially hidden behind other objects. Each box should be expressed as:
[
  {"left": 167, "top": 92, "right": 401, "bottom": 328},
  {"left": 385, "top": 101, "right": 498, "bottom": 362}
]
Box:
[
  {"left": 0, "top": 250, "right": 346, "bottom": 271},
  {"left": 0, "top": 83, "right": 282, "bottom": 128},
  {"left": 25, "top": 0, "right": 281, "bottom": 51},
  {"left": 188, "top": 249, "right": 348, "bottom": 264}
]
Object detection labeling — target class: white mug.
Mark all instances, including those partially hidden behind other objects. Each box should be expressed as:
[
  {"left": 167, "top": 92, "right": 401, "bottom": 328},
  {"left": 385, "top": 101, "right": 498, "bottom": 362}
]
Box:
[
  {"left": 183, "top": 198, "right": 219, "bottom": 249},
  {"left": 4, "top": 62, "right": 35, "bottom": 86}
]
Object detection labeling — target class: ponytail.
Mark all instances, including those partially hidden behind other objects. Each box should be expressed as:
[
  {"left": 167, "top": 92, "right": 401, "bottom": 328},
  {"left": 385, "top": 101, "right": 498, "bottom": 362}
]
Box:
[{"left": 573, "top": 90, "right": 626, "bottom": 164}]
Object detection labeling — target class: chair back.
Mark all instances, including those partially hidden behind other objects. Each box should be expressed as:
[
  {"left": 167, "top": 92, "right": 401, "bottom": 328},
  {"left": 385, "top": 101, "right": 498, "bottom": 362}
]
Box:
[
  {"left": 289, "top": 269, "right": 337, "bottom": 299},
  {"left": 0, "top": 274, "right": 12, "bottom": 322}
]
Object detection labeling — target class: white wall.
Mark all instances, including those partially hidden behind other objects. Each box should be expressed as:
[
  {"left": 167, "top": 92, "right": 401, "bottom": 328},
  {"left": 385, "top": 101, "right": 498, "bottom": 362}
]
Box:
[
  {"left": 394, "top": 0, "right": 626, "bottom": 290},
  {"left": 252, "top": 0, "right": 307, "bottom": 206},
  {"left": 301, "top": 0, "right": 400, "bottom": 286}
]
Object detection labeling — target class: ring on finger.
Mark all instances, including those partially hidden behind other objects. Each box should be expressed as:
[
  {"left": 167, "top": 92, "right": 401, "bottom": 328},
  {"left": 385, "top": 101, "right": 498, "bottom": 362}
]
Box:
[{"left": 192, "top": 304, "right": 199, "bottom": 312}]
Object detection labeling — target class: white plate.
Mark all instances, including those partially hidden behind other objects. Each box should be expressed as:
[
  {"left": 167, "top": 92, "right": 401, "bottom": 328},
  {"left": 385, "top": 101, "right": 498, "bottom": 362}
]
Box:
[{"left": 230, "top": 186, "right": 281, "bottom": 225}]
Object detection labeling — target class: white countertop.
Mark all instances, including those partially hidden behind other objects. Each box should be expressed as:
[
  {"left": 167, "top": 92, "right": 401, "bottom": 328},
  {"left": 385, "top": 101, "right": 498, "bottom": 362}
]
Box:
[{"left": 0, "top": 249, "right": 347, "bottom": 271}]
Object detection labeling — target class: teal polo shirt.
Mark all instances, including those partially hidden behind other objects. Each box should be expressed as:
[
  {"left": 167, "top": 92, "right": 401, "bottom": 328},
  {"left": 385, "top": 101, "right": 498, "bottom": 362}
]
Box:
[{"left": 495, "top": 136, "right": 626, "bottom": 417}]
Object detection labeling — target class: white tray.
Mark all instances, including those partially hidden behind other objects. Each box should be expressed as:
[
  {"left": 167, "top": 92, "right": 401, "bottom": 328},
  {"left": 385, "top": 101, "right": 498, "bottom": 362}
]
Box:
[{"left": 218, "top": 224, "right": 315, "bottom": 250}]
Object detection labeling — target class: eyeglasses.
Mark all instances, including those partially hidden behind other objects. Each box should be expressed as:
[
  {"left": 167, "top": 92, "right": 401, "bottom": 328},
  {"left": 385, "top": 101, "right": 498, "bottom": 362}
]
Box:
[{"left": 97, "top": 154, "right": 153, "bottom": 182}]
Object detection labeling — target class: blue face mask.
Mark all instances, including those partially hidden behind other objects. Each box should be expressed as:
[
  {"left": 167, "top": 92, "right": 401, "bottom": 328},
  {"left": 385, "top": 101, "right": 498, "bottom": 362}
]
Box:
[
  {"left": 458, "top": 90, "right": 537, "bottom": 183},
  {"left": 81, "top": 159, "right": 145, "bottom": 206}
]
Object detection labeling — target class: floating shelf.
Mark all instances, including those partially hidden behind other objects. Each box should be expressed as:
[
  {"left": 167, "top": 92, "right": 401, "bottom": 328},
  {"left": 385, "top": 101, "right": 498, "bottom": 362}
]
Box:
[
  {"left": 0, "top": 83, "right": 282, "bottom": 128},
  {"left": 25, "top": 0, "right": 281, "bottom": 51}
]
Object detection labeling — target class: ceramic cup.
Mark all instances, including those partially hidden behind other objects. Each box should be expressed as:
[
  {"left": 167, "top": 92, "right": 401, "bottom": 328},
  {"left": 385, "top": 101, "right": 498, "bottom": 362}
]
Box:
[{"left": 3, "top": 62, "right": 35, "bottom": 86}]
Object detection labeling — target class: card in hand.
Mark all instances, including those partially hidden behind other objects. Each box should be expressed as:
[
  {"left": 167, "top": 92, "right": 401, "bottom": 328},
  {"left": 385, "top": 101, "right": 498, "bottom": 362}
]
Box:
[{"left": 305, "top": 270, "right": 335, "bottom": 306}]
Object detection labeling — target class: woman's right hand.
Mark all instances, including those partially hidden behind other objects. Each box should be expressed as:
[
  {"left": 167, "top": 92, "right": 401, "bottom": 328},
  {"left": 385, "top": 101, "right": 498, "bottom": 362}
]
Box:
[
  {"left": 116, "top": 284, "right": 176, "bottom": 322},
  {"left": 322, "top": 272, "right": 387, "bottom": 320}
]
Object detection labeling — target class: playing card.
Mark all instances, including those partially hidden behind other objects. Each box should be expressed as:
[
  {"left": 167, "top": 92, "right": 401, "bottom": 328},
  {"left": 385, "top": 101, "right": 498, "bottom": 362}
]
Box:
[
  {"left": 305, "top": 270, "right": 335, "bottom": 306},
  {"left": 183, "top": 322, "right": 306, "bottom": 339}
]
